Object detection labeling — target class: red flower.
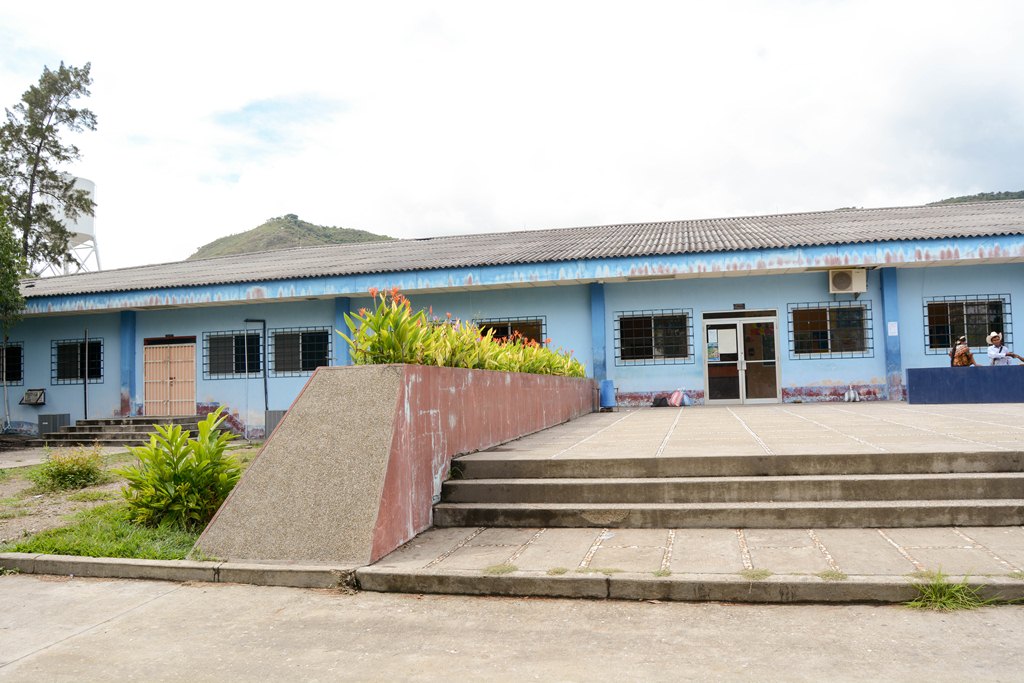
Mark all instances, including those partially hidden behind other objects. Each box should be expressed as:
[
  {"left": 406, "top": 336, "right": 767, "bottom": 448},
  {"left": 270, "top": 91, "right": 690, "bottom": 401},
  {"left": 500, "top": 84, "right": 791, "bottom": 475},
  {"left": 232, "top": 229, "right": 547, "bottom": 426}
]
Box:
[{"left": 368, "top": 287, "right": 379, "bottom": 299}]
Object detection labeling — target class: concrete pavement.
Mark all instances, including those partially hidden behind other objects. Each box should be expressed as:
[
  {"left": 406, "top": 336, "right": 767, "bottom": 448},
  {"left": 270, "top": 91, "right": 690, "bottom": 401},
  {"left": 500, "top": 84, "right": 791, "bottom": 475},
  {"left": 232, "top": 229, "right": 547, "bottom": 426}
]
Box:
[
  {"left": 1, "top": 574, "right": 1023, "bottom": 682},
  {"left": 3, "top": 402, "right": 1024, "bottom": 603}
]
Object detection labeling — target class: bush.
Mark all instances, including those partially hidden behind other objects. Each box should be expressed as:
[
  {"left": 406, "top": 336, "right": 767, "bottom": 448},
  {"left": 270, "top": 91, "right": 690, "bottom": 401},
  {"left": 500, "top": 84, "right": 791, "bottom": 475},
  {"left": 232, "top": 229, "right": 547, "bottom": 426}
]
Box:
[
  {"left": 340, "top": 287, "right": 587, "bottom": 377},
  {"left": 116, "top": 407, "right": 241, "bottom": 531},
  {"left": 30, "top": 443, "right": 105, "bottom": 491}
]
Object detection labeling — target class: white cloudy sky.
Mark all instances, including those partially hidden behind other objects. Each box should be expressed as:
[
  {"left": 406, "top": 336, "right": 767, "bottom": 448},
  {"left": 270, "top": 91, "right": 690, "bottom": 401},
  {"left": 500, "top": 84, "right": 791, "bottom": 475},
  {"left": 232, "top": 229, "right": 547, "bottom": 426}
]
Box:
[{"left": 2, "top": 1, "right": 1023, "bottom": 270}]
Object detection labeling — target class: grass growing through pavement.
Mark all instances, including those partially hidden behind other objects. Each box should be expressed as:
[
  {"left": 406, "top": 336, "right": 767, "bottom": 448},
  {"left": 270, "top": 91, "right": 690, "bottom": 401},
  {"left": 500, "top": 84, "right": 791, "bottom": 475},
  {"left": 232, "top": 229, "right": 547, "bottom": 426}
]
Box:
[
  {"left": 547, "top": 567, "right": 568, "bottom": 576},
  {"left": 816, "top": 570, "right": 848, "bottom": 581},
  {"left": 483, "top": 563, "right": 517, "bottom": 575},
  {"left": 905, "top": 570, "right": 992, "bottom": 611},
  {"left": 739, "top": 568, "right": 772, "bottom": 581},
  {"left": 653, "top": 569, "right": 672, "bottom": 577},
  {"left": 1009, "top": 571, "right": 1024, "bottom": 580},
  {"left": 1, "top": 503, "right": 198, "bottom": 560}
]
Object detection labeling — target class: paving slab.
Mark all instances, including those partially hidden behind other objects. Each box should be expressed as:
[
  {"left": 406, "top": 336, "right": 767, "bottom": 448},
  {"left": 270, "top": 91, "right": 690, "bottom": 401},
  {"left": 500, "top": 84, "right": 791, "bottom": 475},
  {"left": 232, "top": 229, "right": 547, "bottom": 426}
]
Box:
[{"left": 360, "top": 523, "right": 1024, "bottom": 602}]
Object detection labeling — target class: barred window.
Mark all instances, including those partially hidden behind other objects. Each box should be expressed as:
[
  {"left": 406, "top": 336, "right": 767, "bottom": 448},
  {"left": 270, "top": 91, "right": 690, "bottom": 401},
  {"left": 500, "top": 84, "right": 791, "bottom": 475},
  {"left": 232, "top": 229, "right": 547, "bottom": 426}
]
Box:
[
  {"left": 476, "top": 317, "right": 546, "bottom": 344},
  {"left": 270, "top": 328, "right": 331, "bottom": 375},
  {"left": 924, "top": 295, "right": 1010, "bottom": 352},
  {"left": 2, "top": 343, "right": 24, "bottom": 385},
  {"left": 789, "top": 302, "right": 873, "bottom": 358},
  {"left": 204, "top": 331, "right": 261, "bottom": 378},
  {"left": 51, "top": 339, "right": 103, "bottom": 384},
  {"left": 615, "top": 309, "right": 693, "bottom": 365}
]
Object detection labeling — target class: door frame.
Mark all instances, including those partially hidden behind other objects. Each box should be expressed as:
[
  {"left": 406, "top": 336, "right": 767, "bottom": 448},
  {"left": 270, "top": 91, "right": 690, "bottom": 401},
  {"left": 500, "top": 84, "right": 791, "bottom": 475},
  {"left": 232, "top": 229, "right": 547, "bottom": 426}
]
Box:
[{"left": 701, "top": 311, "right": 781, "bottom": 405}]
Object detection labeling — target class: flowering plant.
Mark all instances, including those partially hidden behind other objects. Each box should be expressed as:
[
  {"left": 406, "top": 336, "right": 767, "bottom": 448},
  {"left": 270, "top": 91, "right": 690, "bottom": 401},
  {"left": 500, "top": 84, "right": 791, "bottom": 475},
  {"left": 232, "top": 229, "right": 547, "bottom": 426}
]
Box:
[{"left": 338, "top": 288, "right": 586, "bottom": 377}]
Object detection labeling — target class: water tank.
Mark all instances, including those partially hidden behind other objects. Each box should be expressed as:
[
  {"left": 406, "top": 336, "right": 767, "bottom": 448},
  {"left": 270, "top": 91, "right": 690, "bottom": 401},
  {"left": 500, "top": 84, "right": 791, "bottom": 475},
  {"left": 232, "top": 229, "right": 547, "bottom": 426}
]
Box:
[{"left": 36, "top": 176, "right": 100, "bottom": 276}]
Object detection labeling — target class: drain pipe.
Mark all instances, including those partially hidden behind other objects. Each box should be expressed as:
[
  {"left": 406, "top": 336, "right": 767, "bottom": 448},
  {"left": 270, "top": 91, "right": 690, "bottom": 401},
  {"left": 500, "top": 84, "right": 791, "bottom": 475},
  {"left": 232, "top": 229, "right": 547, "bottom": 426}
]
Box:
[{"left": 243, "top": 318, "right": 269, "bottom": 415}]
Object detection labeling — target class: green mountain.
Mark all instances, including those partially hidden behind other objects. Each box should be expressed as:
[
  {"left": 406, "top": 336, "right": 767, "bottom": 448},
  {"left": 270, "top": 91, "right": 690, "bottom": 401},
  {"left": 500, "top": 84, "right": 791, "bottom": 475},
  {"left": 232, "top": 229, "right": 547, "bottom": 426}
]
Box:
[
  {"left": 187, "top": 214, "right": 392, "bottom": 260},
  {"left": 927, "top": 190, "right": 1024, "bottom": 206}
]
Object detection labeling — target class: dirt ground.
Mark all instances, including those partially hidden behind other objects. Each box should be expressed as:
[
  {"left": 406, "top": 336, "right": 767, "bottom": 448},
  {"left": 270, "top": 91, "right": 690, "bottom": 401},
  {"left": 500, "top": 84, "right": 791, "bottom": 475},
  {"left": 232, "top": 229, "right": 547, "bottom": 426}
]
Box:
[
  {"left": 0, "top": 474, "right": 123, "bottom": 545},
  {"left": 0, "top": 444, "right": 261, "bottom": 546}
]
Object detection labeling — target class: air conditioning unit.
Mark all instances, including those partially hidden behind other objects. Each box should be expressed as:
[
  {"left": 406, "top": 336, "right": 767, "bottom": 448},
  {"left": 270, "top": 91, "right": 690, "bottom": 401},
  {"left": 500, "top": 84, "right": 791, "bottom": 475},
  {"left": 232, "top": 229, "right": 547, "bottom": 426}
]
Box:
[{"left": 829, "top": 268, "right": 867, "bottom": 294}]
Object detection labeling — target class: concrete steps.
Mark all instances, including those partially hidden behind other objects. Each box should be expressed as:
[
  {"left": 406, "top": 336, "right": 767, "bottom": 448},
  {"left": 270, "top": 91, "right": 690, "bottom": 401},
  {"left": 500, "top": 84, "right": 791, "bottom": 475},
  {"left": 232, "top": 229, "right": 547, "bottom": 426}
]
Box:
[
  {"left": 30, "top": 416, "right": 202, "bottom": 448},
  {"left": 435, "top": 451, "right": 1024, "bottom": 529},
  {"left": 433, "top": 499, "right": 1024, "bottom": 528}
]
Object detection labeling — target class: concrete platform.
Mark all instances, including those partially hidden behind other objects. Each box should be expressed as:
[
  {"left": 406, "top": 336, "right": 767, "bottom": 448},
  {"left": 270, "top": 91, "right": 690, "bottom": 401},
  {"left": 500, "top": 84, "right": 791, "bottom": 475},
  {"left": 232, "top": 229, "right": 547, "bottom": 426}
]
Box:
[
  {"left": 363, "top": 402, "right": 1024, "bottom": 601},
  {"left": 458, "top": 402, "right": 1024, "bottom": 461}
]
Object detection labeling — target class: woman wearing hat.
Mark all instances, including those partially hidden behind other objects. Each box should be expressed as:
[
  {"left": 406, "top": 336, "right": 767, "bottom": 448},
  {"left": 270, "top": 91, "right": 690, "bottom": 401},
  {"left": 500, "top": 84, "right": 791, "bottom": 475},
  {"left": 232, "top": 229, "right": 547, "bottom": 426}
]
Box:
[
  {"left": 949, "top": 335, "right": 981, "bottom": 367},
  {"left": 986, "top": 331, "right": 1023, "bottom": 365}
]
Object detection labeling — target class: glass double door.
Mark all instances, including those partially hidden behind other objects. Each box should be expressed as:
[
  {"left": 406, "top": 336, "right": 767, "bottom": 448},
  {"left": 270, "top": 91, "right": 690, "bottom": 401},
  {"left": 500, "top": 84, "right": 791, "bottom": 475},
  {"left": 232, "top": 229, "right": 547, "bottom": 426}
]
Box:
[{"left": 704, "top": 317, "right": 780, "bottom": 404}]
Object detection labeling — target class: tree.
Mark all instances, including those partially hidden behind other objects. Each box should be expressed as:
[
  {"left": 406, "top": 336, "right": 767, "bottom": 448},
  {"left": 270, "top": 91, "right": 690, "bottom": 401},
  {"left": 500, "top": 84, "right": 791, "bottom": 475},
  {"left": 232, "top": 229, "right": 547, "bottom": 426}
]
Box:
[
  {"left": 0, "top": 62, "right": 96, "bottom": 272},
  {"left": 0, "top": 196, "right": 27, "bottom": 430}
]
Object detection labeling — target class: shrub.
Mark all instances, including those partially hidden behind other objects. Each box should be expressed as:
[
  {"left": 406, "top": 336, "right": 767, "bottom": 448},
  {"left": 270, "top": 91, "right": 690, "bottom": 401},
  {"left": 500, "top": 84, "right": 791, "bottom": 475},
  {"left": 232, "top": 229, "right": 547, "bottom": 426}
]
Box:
[
  {"left": 340, "top": 287, "right": 586, "bottom": 377},
  {"left": 30, "top": 443, "right": 105, "bottom": 491},
  {"left": 117, "top": 407, "right": 241, "bottom": 531}
]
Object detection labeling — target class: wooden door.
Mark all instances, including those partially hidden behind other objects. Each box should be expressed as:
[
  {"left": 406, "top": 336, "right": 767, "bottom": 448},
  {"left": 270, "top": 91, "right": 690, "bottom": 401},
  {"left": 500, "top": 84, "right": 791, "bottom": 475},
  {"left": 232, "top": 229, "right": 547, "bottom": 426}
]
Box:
[{"left": 144, "top": 343, "right": 196, "bottom": 416}]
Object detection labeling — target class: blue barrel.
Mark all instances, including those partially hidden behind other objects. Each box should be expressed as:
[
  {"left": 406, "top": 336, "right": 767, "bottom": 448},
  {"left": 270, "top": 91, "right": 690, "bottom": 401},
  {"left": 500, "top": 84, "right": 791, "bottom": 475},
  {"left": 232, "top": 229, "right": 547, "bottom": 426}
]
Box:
[{"left": 599, "top": 379, "right": 617, "bottom": 408}]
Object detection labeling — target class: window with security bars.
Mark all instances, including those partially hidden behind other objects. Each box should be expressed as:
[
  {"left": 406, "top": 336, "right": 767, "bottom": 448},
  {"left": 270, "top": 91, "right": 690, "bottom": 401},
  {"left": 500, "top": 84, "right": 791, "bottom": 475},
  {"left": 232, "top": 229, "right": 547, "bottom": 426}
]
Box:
[
  {"left": 476, "top": 317, "right": 547, "bottom": 344},
  {"left": 789, "top": 302, "right": 873, "bottom": 358},
  {"left": 2, "top": 343, "right": 24, "bottom": 385},
  {"left": 614, "top": 309, "right": 693, "bottom": 365},
  {"left": 270, "top": 328, "right": 331, "bottom": 375},
  {"left": 204, "top": 331, "right": 261, "bottom": 379},
  {"left": 924, "top": 295, "right": 1010, "bottom": 352},
  {"left": 51, "top": 339, "right": 103, "bottom": 384}
]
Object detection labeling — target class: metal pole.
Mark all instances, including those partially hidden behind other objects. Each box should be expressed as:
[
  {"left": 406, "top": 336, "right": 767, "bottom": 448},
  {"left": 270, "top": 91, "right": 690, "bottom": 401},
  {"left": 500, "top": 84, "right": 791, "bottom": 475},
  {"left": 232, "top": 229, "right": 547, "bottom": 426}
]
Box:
[{"left": 82, "top": 328, "right": 89, "bottom": 420}]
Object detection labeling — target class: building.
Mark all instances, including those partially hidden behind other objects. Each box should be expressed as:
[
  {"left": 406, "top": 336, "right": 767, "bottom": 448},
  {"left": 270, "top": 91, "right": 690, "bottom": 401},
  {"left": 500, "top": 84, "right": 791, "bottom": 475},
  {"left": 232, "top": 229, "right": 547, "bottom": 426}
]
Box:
[{"left": 4, "top": 200, "right": 1024, "bottom": 435}]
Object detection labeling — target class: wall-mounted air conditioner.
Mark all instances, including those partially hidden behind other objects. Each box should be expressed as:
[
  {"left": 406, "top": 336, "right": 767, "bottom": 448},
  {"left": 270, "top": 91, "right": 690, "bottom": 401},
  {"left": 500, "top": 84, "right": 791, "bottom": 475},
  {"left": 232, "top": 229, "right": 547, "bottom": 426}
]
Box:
[{"left": 829, "top": 268, "right": 867, "bottom": 294}]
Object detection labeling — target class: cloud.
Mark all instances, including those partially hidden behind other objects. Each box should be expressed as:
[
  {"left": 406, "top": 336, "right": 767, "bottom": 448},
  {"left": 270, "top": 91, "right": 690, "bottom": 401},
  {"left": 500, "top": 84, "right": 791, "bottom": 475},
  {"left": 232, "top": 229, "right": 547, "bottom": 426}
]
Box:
[{"left": 212, "top": 96, "right": 347, "bottom": 156}]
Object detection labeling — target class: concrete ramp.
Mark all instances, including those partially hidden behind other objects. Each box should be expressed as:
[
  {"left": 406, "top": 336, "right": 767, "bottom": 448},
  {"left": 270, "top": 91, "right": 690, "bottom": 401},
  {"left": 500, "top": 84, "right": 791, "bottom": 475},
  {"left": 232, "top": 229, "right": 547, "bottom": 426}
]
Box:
[{"left": 194, "top": 365, "right": 595, "bottom": 565}]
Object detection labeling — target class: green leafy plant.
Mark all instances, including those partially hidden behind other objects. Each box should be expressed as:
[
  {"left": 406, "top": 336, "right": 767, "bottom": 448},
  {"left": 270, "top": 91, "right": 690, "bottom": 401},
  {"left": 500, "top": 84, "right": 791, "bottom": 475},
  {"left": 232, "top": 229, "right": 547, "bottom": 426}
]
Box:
[
  {"left": 906, "top": 570, "right": 993, "bottom": 611},
  {"left": 116, "top": 407, "right": 241, "bottom": 531},
  {"left": 339, "top": 287, "right": 586, "bottom": 377},
  {"left": 29, "top": 443, "right": 105, "bottom": 491}
]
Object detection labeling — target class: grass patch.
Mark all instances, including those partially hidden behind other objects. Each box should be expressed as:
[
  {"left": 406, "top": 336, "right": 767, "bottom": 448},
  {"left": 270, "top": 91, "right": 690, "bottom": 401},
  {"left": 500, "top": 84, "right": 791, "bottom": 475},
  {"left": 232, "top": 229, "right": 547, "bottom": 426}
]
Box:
[
  {"left": 740, "top": 568, "right": 772, "bottom": 581},
  {"left": 0, "top": 567, "right": 19, "bottom": 576},
  {"left": 817, "top": 570, "right": 848, "bottom": 582},
  {"left": 546, "top": 567, "right": 568, "bottom": 576},
  {"left": 576, "top": 567, "right": 623, "bottom": 576},
  {"left": 483, "top": 563, "right": 517, "bottom": 575},
  {"left": 0, "top": 503, "right": 198, "bottom": 560},
  {"left": 1008, "top": 571, "right": 1024, "bottom": 580},
  {"left": 0, "top": 509, "right": 31, "bottom": 520},
  {"left": 0, "top": 468, "right": 9, "bottom": 482},
  {"left": 30, "top": 445, "right": 106, "bottom": 492},
  {"left": 65, "top": 490, "right": 117, "bottom": 503},
  {"left": 906, "top": 570, "right": 993, "bottom": 611},
  {"left": 653, "top": 569, "right": 672, "bottom": 577}
]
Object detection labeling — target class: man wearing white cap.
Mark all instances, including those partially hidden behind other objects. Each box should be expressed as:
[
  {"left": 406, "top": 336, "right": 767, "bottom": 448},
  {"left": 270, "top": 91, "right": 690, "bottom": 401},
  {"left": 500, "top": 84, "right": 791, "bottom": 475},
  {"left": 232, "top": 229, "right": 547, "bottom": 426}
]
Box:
[{"left": 986, "top": 331, "right": 1023, "bottom": 366}]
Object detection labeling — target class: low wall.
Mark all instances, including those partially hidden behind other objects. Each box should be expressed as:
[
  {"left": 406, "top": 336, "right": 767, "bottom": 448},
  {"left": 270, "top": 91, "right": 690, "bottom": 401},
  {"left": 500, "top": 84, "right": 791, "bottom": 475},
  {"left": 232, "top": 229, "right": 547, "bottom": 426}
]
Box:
[
  {"left": 906, "top": 366, "right": 1024, "bottom": 404},
  {"left": 194, "top": 365, "right": 597, "bottom": 564}
]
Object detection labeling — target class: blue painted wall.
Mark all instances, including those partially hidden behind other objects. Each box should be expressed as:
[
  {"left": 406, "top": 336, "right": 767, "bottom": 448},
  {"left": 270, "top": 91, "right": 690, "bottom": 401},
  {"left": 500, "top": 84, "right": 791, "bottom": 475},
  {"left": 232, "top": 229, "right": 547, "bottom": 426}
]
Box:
[
  {"left": 7, "top": 257, "right": 1024, "bottom": 433},
  {"left": 3, "top": 313, "right": 121, "bottom": 432},
  {"left": 602, "top": 271, "right": 888, "bottom": 400},
  {"left": 893, "top": 262, "right": 1024, "bottom": 368}
]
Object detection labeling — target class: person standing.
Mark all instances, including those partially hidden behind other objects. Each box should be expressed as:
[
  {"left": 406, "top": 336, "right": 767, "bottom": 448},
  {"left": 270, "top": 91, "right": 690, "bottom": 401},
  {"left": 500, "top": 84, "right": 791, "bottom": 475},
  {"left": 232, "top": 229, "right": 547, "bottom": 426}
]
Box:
[
  {"left": 949, "top": 336, "right": 980, "bottom": 367},
  {"left": 986, "top": 331, "right": 1023, "bottom": 365}
]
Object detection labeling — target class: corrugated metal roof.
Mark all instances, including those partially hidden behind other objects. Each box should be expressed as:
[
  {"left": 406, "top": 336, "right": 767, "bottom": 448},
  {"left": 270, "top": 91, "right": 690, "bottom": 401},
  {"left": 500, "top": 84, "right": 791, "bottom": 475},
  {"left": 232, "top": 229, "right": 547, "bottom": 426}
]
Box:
[{"left": 21, "top": 200, "right": 1024, "bottom": 298}]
